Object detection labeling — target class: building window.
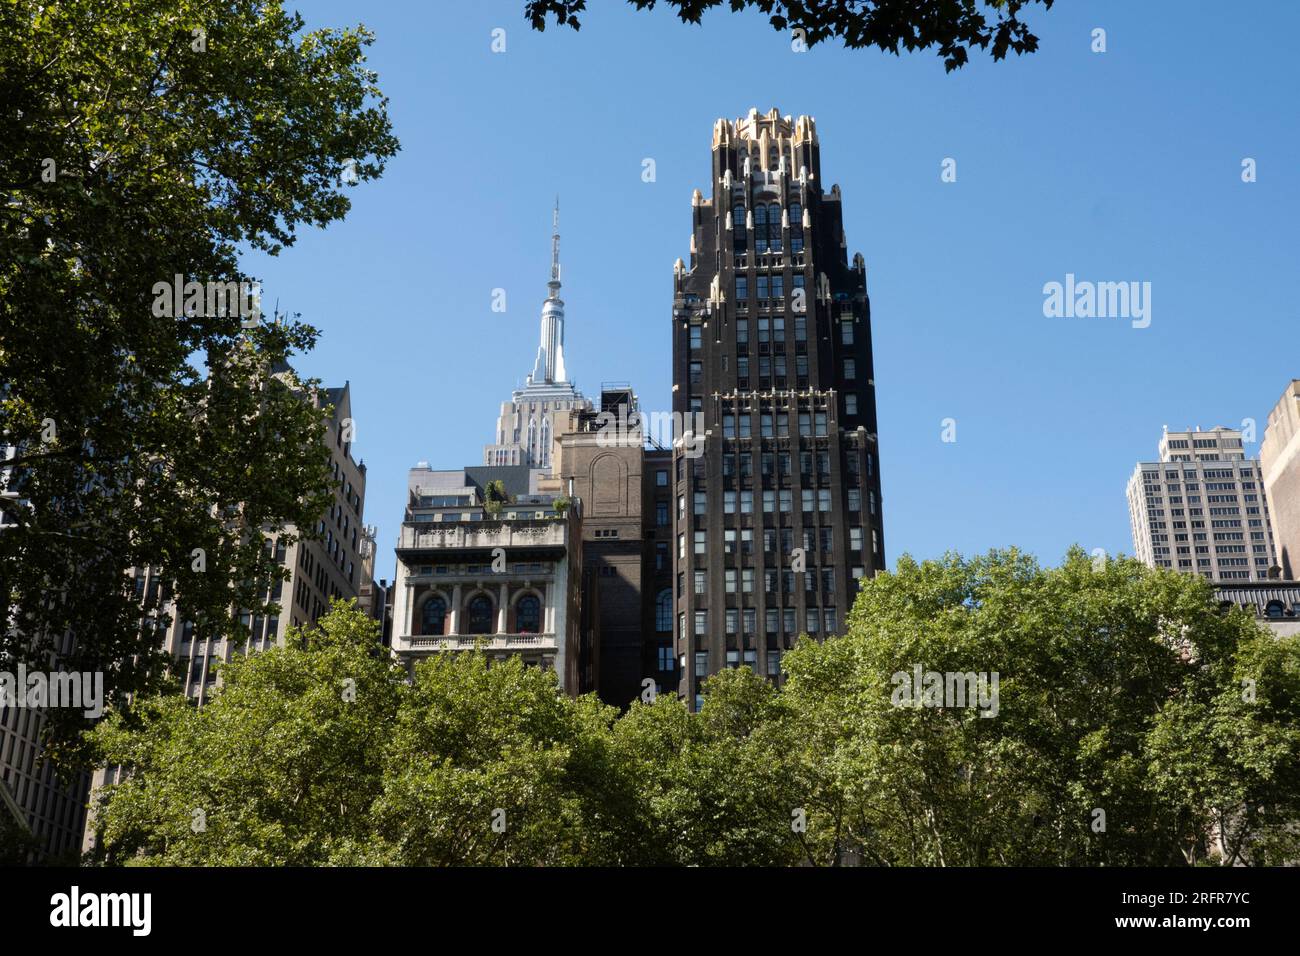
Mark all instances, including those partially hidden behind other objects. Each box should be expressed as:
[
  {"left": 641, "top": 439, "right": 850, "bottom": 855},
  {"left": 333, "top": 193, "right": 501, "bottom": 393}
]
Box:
[
  {"left": 656, "top": 469, "right": 668, "bottom": 487},
  {"left": 689, "top": 324, "right": 702, "bottom": 350},
  {"left": 421, "top": 597, "right": 447, "bottom": 635},
  {"left": 466, "top": 595, "right": 494, "bottom": 635},
  {"left": 845, "top": 394, "right": 858, "bottom": 416},
  {"left": 655, "top": 590, "right": 673, "bottom": 632},
  {"left": 516, "top": 595, "right": 542, "bottom": 634}
]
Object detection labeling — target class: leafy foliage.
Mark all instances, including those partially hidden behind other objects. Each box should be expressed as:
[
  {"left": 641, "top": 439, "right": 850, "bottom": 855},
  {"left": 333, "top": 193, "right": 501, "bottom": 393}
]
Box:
[
  {"left": 0, "top": 0, "right": 399, "bottom": 756},
  {"left": 524, "top": 0, "right": 1055, "bottom": 71},
  {"left": 482, "top": 479, "right": 511, "bottom": 516},
  {"left": 86, "top": 553, "right": 1300, "bottom": 866}
]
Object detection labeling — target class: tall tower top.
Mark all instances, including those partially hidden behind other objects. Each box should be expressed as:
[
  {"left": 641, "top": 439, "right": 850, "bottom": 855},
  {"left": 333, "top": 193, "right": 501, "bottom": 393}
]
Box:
[
  {"left": 549, "top": 196, "right": 561, "bottom": 292},
  {"left": 528, "top": 198, "right": 569, "bottom": 388}
]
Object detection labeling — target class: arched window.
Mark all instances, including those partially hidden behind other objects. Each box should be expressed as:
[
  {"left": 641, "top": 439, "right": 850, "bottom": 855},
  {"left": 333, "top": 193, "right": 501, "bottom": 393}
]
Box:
[
  {"left": 516, "top": 594, "right": 542, "bottom": 634},
  {"left": 1265, "top": 600, "right": 1285, "bottom": 619},
  {"left": 768, "top": 203, "right": 782, "bottom": 252},
  {"left": 732, "top": 203, "right": 747, "bottom": 253},
  {"left": 421, "top": 596, "right": 446, "bottom": 636},
  {"left": 466, "top": 595, "right": 494, "bottom": 634},
  {"left": 655, "top": 589, "right": 672, "bottom": 632},
  {"left": 753, "top": 204, "right": 768, "bottom": 252}
]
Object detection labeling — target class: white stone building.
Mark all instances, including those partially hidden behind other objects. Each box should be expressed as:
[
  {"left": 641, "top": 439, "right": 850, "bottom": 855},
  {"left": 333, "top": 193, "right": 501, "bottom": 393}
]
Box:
[
  {"left": 1126, "top": 426, "right": 1279, "bottom": 581},
  {"left": 388, "top": 465, "right": 590, "bottom": 694}
]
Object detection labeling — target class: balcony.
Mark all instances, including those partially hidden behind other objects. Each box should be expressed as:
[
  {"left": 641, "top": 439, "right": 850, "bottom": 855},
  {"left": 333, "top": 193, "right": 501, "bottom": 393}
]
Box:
[
  {"left": 398, "top": 519, "right": 567, "bottom": 553},
  {"left": 403, "top": 632, "right": 559, "bottom": 652}
]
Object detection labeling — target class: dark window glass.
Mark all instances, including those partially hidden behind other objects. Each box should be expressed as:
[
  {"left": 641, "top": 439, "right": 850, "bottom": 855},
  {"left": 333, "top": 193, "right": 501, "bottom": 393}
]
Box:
[
  {"left": 467, "top": 595, "right": 494, "bottom": 634},
  {"left": 516, "top": 595, "right": 541, "bottom": 634},
  {"left": 656, "top": 590, "right": 673, "bottom": 632}
]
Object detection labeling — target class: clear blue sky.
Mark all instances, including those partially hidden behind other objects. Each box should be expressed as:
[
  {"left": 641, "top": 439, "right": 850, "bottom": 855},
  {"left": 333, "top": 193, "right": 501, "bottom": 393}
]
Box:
[{"left": 245, "top": 0, "right": 1300, "bottom": 584}]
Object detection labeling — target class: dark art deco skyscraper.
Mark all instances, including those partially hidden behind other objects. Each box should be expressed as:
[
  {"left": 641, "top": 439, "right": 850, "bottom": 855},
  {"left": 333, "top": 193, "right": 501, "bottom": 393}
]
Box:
[{"left": 671, "top": 108, "right": 885, "bottom": 710}]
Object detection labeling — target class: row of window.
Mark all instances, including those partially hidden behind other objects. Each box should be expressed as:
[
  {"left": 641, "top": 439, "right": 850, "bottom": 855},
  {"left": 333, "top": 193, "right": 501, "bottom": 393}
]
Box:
[
  {"left": 682, "top": 606, "right": 837, "bottom": 637},
  {"left": 731, "top": 202, "right": 804, "bottom": 254},
  {"left": 678, "top": 526, "right": 878, "bottom": 557},
  {"left": 695, "top": 649, "right": 783, "bottom": 679},
  {"left": 417, "top": 594, "right": 543, "bottom": 636}
]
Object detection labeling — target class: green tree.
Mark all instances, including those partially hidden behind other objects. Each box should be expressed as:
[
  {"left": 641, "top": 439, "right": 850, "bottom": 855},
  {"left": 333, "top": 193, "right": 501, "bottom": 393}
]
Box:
[
  {"left": 611, "top": 670, "right": 810, "bottom": 865},
  {"left": 87, "top": 600, "right": 404, "bottom": 865},
  {"left": 85, "top": 558, "right": 1300, "bottom": 866},
  {"left": 0, "top": 797, "right": 38, "bottom": 866},
  {"left": 526, "top": 0, "right": 1055, "bottom": 70},
  {"left": 0, "top": 0, "right": 399, "bottom": 756},
  {"left": 482, "top": 479, "right": 511, "bottom": 516},
  {"left": 366, "top": 653, "right": 644, "bottom": 866},
  {"left": 87, "top": 601, "right": 657, "bottom": 865},
  {"left": 780, "top": 548, "right": 1300, "bottom": 865}
]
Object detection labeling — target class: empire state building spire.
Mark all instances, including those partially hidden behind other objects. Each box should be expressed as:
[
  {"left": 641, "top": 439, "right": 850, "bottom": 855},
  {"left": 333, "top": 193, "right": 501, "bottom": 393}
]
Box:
[
  {"left": 484, "top": 198, "right": 591, "bottom": 471},
  {"left": 529, "top": 197, "right": 567, "bottom": 385}
]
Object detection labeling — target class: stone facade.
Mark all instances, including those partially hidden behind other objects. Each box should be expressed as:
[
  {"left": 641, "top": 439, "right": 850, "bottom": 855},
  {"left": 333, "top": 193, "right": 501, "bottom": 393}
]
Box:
[
  {"left": 1127, "top": 426, "right": 1278, "bottom": 581},
  {"left": 389, "top": 466, "right": 591, "bottom": 694},
  {"left": 1261, "top": 381, "right": 1300, "bottom": 579}
]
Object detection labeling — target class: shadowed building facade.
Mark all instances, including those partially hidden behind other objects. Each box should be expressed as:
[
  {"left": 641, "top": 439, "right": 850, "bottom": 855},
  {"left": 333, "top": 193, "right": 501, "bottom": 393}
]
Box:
[
  {"left": 670, "top": 109, "right": 886, "bottom": 710},
  {"left": 557, "top": 386, "right": 676, "bottom": 706}
]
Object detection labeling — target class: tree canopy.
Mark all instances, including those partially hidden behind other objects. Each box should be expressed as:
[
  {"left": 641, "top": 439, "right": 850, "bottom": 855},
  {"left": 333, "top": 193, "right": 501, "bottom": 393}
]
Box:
[
  {"left": 87, "top": 551, "right": 1300, "bottom": 866},
  {"left": 0, "top": 0, "right": 399, "bottom": 756},
  {"left": 525, "top": 0, "right": 1055, "bottom": 70}
]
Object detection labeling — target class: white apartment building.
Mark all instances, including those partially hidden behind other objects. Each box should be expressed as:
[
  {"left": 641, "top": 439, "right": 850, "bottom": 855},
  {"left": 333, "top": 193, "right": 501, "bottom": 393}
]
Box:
[{"left": 1126, "top": 426, "right": 1279, "bottom": 581}]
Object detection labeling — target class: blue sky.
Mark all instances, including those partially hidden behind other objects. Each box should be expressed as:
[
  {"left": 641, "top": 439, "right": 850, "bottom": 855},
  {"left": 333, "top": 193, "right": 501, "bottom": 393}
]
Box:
[{"left": 246, "top": 0, "right": 1300, "bottom": 583}]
